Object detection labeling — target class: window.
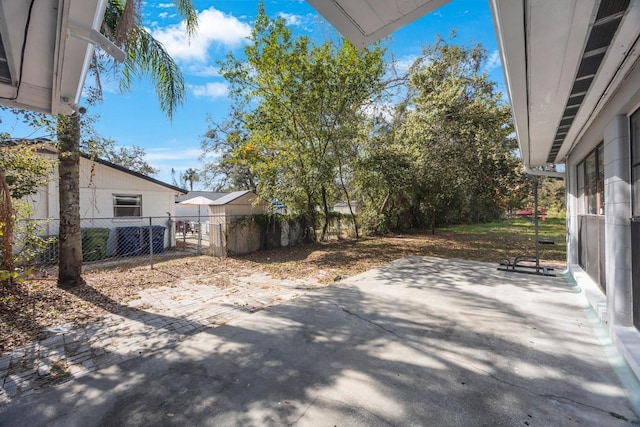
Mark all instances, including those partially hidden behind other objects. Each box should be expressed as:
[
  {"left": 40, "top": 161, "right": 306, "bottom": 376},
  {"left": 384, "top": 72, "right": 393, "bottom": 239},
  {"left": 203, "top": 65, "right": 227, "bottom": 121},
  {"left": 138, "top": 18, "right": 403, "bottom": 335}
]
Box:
[
  {"left": 577, "top": 144, "right": 604, "bottom": 215},
  {"left": 577, "top": 160, "right": 585, "bottom": 215},
  {"left": 632, "top": 109, "right": 640, "bottom": 217},
  {"left": 113, "top": 195, "right": 142, "bottom": 217}
]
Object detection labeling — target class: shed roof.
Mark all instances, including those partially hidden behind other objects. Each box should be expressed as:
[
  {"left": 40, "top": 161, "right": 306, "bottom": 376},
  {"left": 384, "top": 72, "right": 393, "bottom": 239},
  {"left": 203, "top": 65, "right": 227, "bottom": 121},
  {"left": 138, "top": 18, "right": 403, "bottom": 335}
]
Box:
[
  {"left": 210, "top": 190, "right": 253, "bottom": 206},
  {"left": 176, "top": 191, "right": 228, "bottom": 203}
]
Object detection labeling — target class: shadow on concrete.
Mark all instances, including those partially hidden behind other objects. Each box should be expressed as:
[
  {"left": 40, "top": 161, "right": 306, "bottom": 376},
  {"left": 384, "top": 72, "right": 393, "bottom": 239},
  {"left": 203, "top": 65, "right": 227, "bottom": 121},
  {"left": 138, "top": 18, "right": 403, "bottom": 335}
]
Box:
[{"left": 1, "top": 256, "right": 637, "bottom": 426}]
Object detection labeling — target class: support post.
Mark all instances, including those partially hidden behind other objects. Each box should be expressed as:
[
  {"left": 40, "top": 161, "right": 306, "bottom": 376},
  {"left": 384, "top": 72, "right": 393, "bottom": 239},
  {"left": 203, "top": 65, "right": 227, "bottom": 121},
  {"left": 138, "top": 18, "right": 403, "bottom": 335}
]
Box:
[{"left": 149, "top": 217, "right": 154, "bottom": 269}]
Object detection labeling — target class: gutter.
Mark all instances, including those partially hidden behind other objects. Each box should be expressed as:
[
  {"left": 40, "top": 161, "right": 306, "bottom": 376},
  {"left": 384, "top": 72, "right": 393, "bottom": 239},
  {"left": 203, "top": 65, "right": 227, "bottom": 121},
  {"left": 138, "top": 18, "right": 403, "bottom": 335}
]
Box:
[{"left": 524, "top": 165, "right": 565, "bottom": 179}]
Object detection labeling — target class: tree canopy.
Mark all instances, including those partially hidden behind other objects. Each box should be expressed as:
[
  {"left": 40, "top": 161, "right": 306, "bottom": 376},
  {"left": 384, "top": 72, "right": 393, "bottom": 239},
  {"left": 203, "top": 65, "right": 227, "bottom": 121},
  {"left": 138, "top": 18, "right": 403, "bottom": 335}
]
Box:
[{"left": 204, "top": 2, "right": 387, "bottom": 239}]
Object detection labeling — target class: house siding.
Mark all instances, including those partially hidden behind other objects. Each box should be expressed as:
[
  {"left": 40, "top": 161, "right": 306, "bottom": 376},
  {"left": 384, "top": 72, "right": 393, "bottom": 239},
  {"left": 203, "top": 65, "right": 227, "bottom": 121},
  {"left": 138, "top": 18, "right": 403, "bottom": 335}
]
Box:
[
  {"left": 26, "top": 153, "right": 180, "bottom": 221},
  {"left": 566, "top": 61, "right": 640, "bottom": 334},
  {"left": 21, "top": 152, "right": 182, "bottom": 251}
]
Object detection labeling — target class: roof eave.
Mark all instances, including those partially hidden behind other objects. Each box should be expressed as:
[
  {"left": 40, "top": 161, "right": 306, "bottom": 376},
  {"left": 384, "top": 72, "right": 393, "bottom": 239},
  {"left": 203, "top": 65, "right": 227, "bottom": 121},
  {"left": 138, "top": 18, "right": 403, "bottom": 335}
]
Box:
[
  {"left": 0, "top": 0, "right": 106, "bottom": 116},
  {"left": 306, "top": 0, "right": 451, "bottom": 48}
]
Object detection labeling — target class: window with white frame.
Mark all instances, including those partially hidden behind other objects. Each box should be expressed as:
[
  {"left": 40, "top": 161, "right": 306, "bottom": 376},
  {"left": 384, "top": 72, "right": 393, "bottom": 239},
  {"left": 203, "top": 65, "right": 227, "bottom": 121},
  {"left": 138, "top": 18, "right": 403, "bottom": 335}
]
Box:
[{"left": 113, "top": 194, "right": 142, "bottom": 217}]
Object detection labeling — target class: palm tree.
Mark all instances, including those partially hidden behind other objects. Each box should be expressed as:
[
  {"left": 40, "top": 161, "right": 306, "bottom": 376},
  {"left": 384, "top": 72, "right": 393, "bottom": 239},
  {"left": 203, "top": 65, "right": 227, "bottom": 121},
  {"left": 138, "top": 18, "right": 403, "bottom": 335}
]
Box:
[
  {"left": 57, "top": 0, "right": 198, "bottom": 287},
  {"left": 182, "top": 168, "right": 200, "bottom": 191}
]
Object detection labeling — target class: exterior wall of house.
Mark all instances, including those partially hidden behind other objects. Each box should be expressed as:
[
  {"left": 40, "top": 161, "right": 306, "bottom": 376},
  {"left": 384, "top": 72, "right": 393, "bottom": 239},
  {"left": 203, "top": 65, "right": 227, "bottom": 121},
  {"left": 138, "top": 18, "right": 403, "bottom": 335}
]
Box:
[
  {"left": 566, "top": 60, "right": 640, "bottom": 376},
  {"left": 25, "top": 153, "right": 179, "bottom": 221}
]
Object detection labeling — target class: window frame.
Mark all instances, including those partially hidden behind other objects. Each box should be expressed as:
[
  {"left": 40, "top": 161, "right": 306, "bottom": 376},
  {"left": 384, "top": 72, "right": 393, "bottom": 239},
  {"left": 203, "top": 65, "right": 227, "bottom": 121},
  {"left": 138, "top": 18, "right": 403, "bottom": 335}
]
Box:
[
  {"left": 113, "top": 194, "right": 142, "bottom": 218},
  {"left": 577, "top": 143, "right": 604, "bottom": 216},
  {"left": 631, "top": 108, "right": 640, "bottom": 218}
]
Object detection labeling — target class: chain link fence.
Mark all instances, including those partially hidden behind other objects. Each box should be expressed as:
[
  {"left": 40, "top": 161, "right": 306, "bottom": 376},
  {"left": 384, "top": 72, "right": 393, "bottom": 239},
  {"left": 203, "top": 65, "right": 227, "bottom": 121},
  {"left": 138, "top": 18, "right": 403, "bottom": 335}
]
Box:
[
  {"left": 16, "top": 216, "right": 192, "bottom": 270},
  {"left": 11, "top": 213, "right": 357, "bottom": 272}
]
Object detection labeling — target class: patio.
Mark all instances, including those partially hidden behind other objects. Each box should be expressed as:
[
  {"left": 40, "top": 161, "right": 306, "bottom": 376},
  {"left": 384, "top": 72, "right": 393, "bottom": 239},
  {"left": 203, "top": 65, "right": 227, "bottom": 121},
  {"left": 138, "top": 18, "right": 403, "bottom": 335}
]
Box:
[{"left": 1, "top": 256, "right": 638, "bottom": 425}]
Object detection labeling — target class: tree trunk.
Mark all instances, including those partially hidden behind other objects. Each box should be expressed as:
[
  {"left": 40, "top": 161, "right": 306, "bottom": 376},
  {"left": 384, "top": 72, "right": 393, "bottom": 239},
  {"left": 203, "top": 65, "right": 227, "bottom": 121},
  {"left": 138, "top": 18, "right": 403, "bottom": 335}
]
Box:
[
  {"left": 430, "top": 208, "right": 436, "bottom": 235},
  {"left": 337, "top": 160, "right": 359, "bottom": 238},
  {"left": 57, "top": 113, "right": 84, "bottom": 288},
  {"left": 305, "top": 192, "right": 317, "bottom": 242},
  {"left": 321, "top": 186, "right": 331, "bottom": 241},
  {"left": 0, "top": 170, "right": 14, "bottom": 286}
]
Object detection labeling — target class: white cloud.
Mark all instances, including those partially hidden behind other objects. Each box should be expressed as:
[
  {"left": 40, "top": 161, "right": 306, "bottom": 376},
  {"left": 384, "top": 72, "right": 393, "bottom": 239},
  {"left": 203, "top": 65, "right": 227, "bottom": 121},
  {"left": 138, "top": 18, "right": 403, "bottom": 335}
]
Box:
[
  {"left": 278, "top": 12, "right": 301, "bottom": 26},
  {"left": 146, "top": 147, "right": 202, "bottom": 163},
  {"left": 393, "top": 54, "right": 420, "bottom": 73},
  {"left": 485, "top": 50, "right": 502, "bottom": 73},
  {"left": 152, "top": 7, "right": 251, "bottom": 62},
  {"left": 184, "top": 64, "right": 221, "bottom": 77},
  {"left": 189, "top": 82, "right": 228, "bottom": 99},
  {"left": 157, "top": 3, "right": 174, "bottom": 9}
]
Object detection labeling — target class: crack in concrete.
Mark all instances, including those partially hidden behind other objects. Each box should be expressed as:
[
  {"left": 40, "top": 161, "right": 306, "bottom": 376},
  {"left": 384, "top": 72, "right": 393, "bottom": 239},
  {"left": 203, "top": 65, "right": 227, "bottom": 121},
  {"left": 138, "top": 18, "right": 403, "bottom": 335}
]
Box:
[
  {"left": 288, "top": 395, "right": 319, "bottom": 426},
  {"left": 338, "top": 306, "right": 403, "bottom": 340},
  {"left": 483, "top": 371, "right": 638, "bottom": 423},
  {"left": 303, "top": 395, "right": 394, "bottom": 426}
]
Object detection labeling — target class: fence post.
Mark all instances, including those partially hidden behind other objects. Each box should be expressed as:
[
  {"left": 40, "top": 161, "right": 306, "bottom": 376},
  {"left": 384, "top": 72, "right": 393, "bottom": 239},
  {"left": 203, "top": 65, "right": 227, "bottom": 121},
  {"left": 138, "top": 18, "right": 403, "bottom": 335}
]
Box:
[
  {"left": 197, "top": 220, "right": 202, "bottom": 255},
  {"left": 148, "top": 217, "right": 154, "bottom": 269},
  {"left": 182, "top": 221, "right": 186, "bottom": 251},
  {"left": 219, "top": 223, "right": 224, "bottom": 257},
  {"left": 167, "top": 213, "right": 172, "bottom": 250}
]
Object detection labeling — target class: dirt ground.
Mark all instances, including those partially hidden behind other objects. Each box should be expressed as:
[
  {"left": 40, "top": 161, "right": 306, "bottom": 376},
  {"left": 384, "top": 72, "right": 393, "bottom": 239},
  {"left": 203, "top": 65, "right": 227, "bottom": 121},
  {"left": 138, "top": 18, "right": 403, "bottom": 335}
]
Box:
[{"left": 0, "top": 230, "right": 565, "bottom": 354}]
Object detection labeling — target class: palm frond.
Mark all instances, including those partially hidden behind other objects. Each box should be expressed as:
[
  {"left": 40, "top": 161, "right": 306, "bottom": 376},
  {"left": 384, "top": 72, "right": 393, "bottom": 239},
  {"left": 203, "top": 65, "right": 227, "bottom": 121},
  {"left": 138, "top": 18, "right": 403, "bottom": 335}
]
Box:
[
  {"left": 121, "top": 26, "right": 185, "bottom": 119},
  {"left": 174, "top": 0, "right": 198, "bottom": 37}
]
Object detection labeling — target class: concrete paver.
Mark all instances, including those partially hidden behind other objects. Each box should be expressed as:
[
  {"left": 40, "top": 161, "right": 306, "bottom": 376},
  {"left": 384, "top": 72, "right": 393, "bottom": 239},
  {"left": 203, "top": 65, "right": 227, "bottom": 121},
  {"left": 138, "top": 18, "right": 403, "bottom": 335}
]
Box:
[
  {"left": 1, "top": 256, "right": 639, "bottom": 426},
  {"left": 0, "top": 273, "right": 321, "bottom": 404}
]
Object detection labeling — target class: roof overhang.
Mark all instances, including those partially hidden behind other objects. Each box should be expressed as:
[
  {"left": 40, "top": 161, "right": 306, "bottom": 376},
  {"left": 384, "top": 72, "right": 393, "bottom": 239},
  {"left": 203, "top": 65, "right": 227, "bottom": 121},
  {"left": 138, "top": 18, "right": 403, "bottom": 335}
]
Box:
[
  {"left": 307, "top": 0, "right": 640, "bottom": 168},
  {"left": 490, "top": 0, "right": 640, "bottom": 167},
  {"left": 0, "top": 0, "right": 108, "bottom": 116},
  {"left": 306, "top": 0, "right": 451, "bottom": 48}
]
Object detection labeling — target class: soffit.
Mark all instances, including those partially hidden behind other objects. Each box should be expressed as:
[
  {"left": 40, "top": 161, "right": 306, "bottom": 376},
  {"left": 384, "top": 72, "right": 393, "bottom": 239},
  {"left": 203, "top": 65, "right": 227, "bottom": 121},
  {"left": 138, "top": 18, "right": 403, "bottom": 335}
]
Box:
[
  {"left": 493, "top": 0, "right": 638, "bottom": 167},
  {"left": 306, "top": 0, "right": 450, "bottom": 47},
  {"left": 0, "top": 0, "right": 106, "bottom": 116}
]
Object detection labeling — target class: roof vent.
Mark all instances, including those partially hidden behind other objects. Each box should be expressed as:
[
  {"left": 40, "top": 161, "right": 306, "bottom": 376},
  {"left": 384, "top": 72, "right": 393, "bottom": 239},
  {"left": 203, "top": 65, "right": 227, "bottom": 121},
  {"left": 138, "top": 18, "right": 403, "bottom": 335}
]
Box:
[{"left": 546, "top": 0, "right": 630, "bottom": 163}]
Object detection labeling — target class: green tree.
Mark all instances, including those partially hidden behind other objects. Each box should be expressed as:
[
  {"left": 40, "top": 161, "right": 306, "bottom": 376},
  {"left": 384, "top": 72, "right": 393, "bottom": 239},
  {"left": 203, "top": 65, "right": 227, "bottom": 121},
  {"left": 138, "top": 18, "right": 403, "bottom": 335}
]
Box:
[
  {"left": 397, "top": 38, "right": 519, "bottom": 232},
  {"left": 56, "top": 0, "right": 197, "bottom": 287},
  {"left": 201, "top": 114, "right": 258, "bottom": 192},
  {"left": 102, "top": 141, "right": 159, "bottom": 176},
  {"left": 0, "top": 143, "right": 55, "bottom": 200},
  {"left": 0, "top": 142, "right": 54, "bottom": 283},
  {"left": 215, "top": 2, "right": 386, "bottom": 239}
]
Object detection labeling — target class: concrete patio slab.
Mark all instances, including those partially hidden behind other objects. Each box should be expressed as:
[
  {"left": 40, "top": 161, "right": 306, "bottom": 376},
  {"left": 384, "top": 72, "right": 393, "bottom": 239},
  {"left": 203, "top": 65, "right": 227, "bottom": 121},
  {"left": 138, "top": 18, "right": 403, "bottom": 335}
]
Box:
[{"left": 1, "top": 256, "right": 638, "bottom": 426}]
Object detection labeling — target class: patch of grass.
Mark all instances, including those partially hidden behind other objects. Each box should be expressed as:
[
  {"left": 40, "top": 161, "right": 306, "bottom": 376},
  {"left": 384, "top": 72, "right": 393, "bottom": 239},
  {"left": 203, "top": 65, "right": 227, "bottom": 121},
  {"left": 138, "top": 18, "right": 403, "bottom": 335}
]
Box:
[{"left": 439, "top": 217, "right": 566, "bottom": 262}]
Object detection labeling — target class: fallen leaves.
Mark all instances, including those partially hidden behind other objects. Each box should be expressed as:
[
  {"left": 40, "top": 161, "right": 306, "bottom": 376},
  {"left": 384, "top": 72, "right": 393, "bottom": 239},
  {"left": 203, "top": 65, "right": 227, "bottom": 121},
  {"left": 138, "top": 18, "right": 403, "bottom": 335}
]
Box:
[{"left": 1, "top": 226, "right": 565, "bottom": 355}]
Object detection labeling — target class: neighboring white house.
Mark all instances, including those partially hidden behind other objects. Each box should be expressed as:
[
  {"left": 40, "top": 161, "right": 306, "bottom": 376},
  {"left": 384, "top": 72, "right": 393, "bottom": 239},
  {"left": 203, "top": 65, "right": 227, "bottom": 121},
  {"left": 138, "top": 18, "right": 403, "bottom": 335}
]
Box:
[
  {"left": 25, "top": 145, "right": 185, "bottom": 255},
  {"left": 309, "top": 0, "right": 640, "bottom": 377}
]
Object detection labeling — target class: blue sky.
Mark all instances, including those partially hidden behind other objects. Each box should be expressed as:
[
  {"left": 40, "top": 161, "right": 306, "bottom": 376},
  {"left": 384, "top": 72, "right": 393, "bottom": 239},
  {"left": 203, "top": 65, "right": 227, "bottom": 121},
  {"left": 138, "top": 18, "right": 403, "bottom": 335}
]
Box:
[{"left": 2, "top": 0, "right": 503, "bottom": 187}]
